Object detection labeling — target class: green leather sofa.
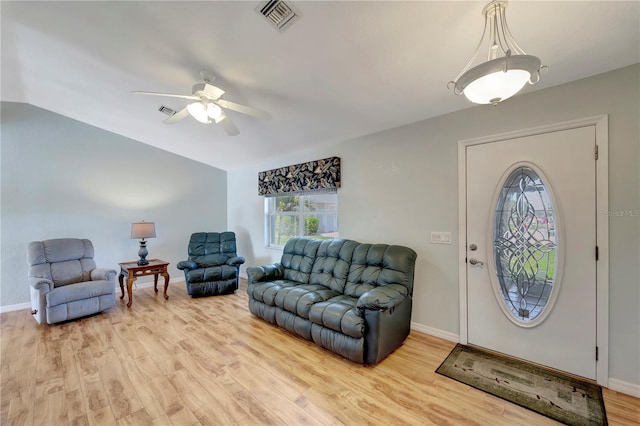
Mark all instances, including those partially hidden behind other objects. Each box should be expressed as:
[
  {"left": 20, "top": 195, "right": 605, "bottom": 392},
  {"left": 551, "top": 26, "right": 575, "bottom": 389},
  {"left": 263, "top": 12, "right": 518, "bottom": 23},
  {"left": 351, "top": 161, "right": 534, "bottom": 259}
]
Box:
[{"left": 246, "top": 237, "right": 417, "bottom": 364}]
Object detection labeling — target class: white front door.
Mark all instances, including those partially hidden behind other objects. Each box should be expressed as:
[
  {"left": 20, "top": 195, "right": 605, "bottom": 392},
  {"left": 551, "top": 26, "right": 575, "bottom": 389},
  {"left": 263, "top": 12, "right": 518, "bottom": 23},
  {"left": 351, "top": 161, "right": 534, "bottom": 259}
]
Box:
[{"left": 465, "top": 125, "right": 598, "bottom": 380}]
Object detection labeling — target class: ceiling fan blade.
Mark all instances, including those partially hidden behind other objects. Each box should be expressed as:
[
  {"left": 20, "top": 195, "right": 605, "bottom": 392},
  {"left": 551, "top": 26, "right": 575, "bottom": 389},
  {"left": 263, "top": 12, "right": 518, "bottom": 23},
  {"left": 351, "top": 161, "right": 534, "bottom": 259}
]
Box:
[
  {"left": 163, "top": 107, "right": 190, "bottom": 124},
  {"left": 216, "top": 99, "right": 271, "bottom": 120},
  {"left": 219, "top": 112, "right": 240, "bottom": 136},
  {"left": 132, "top": 91, "right": 198, "bottom": 100},
  {"left": 200, "top": 83, "right": 225, "bottom": 100}
]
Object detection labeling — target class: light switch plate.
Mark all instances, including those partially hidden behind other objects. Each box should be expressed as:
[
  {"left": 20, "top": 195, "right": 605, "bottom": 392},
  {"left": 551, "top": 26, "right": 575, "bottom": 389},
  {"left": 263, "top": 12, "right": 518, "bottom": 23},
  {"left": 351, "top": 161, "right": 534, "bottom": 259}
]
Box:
[{"left": 430, "top": 231, "right": 452, "bottom": 244}]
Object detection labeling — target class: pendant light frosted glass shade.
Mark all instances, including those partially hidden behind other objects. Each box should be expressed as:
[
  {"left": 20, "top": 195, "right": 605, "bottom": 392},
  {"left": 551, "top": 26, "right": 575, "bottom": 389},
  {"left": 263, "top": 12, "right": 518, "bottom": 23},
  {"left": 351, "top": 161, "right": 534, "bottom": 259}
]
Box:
[
  {"left": 464, "top": 69, "right": 529, "bottom": 104},
  {"left": 457, "top": 55, "right": 542, "bottom": 104},
  {"left": 449, "top": 0, "right": 545, "bottom": 105}
]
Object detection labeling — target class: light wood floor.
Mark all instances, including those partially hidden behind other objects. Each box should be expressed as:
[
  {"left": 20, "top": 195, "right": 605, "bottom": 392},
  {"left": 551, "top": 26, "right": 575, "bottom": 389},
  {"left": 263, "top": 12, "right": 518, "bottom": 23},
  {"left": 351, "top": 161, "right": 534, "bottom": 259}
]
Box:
[{"left": 1, "top": 279, "right": 638, "bottom": 426}]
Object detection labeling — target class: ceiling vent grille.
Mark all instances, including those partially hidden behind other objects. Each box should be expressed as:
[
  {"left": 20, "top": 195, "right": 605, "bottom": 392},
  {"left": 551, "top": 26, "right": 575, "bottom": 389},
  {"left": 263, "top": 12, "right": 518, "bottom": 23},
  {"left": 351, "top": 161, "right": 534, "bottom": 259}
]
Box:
[
  {"left": 256, "top": 0, "right": 301, "bottom": 32},
  {"left": 158, "top": 105, "right": 175, "bottom": 116}
]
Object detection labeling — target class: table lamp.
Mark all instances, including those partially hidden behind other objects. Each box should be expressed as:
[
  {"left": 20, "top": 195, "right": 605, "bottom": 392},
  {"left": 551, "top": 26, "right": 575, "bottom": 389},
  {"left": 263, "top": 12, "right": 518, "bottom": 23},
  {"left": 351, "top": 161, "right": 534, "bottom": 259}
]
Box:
[{"left": 131, "top": 221, "right": 156, "bottom": 265}]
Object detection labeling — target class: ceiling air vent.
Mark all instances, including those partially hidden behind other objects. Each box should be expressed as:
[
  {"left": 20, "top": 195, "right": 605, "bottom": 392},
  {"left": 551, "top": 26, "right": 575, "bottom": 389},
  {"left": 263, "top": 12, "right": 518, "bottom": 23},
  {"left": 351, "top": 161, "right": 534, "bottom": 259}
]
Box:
[
  {"left": 158, "top": 105, "right": 175, "bottom": 116},
  {"left": 256, "top": 0, "right": 301, "bottom": 32}
]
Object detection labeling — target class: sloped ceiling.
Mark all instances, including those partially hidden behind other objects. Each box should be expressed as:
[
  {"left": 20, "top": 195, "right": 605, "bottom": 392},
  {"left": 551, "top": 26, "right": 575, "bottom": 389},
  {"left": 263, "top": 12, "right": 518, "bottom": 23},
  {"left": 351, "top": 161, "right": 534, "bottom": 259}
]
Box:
[{"left": 2, "top": 1, "right": 639, "bottom": 171}]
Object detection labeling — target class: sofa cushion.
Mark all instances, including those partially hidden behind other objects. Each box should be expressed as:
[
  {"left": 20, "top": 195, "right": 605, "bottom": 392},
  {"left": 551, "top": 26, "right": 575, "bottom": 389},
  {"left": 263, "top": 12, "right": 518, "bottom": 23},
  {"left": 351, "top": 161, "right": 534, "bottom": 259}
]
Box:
[
  {"left": 281, "top": 238, "right": 321, "bottom": 284},
  {"left": 308, "top": 295, "right": 364, "bottom": 338},
  {"left": 188, "top": 232, "right": 237, "bottom": 266},
  {"left": 309, "top": 239, "right": 359, "bottom": 293},
  {"left": 27, "top": 239, "right": 97, "bottom": 287},
  {"left": 43, "top": 238, "right": 93, "bottom": 263},
  {"left": 185, "top": 265, "right": 237, "bottom": 283},
  {"left": 187, "top": 279, "right": 237, "bottom": 297},
  {"left": 249, "top": 279, "right": 298, "bottom": 306},
  {"left": 310, "top": 324, "right": 364, "bottom": 363},
  {"left": 345, "top": 244, "right": 417, "bottom": 297},
  {"left": 50, "top": 260, "right": 88, "bottom": 286},
  {"left": 274, "top": 284, "right": 338, "bottom": 318},
  {"left": 46, "top": 280, "right": 114, "bottom": 307},
  {"left": 196, "top": 254, "right": 229, "bottom": 267},
  {"left": 275, "top": 309, "right": 313, "bottom": 340}
]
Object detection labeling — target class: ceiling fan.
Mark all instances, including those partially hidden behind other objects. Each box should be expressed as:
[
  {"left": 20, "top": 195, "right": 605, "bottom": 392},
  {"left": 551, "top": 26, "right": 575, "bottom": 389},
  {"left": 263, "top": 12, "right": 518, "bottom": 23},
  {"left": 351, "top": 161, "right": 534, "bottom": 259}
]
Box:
[{"left": 133, "top": 71, "right": 271, "bottom": 136}]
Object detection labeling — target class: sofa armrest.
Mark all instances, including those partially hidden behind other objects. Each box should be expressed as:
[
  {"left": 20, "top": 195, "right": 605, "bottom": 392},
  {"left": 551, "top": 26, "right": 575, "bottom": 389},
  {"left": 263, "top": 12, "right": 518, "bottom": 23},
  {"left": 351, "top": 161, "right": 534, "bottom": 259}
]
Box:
[
  {"left": 363, "top": 295, "right": 412, "bottom": 364},
  {"left": 29, "top": 278, "right": 53, "bottom": 325},
  {"left": 177, "top": 260, "right": 198, "bottom": 271},
  {"left": 91, "top": 268, "right": 116, "bottom": 281},
  {"left": 356, "top": 284, "right": 409, "bottom": 310},
  {"left": 28, "top": 277, "right": 53, "bottom": 292},
  {"left": 227, "top": 256, "right": 246, "bottom": 267},
  {"left": 246, "top": 263, "right": 284, "bottom": 284}
]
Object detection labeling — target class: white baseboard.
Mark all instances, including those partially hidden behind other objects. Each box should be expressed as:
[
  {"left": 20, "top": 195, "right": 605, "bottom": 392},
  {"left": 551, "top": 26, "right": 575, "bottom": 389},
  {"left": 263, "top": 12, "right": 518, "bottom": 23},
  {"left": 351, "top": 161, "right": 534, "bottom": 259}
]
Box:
[
  {"left": 608, "top": 378, "right": 640, "bottom": 398},
  {"left": 411, "top": 322, "right": 460, "bottom": 343},
  {"left": 0, "top": 302, "right": 31, "bottom": 313},
  {"left": 132, "top": 277, "right": 184, "bottom": 289}
]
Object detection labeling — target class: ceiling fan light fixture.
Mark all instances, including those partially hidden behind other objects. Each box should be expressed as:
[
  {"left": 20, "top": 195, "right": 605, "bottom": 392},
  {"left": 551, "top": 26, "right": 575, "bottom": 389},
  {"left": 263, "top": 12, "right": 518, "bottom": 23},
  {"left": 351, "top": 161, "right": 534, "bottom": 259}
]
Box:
[
  {"left": 207, "top": 103, "right": 222, "bottom": 119},
  {"left": 187, "top": 101, "right": 210, "bottom": 124},
  {"left": 133, "top": 71, "right": 270, "bottom": 135},
  {"left": 449, "top": 0, "right": 545, "bottom": 105}
]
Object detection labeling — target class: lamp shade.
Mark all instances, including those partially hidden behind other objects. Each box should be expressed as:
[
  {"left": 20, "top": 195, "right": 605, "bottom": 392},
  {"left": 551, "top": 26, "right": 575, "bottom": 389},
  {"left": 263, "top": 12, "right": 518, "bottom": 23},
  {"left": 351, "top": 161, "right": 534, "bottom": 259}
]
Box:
[{"left": 131, "top": 222, "right": 156, "bottom": 239}]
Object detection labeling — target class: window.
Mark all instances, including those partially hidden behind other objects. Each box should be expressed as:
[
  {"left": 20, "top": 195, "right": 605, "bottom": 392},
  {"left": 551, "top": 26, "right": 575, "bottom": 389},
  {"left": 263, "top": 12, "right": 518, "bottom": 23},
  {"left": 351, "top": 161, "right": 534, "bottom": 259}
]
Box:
[
  {"left": 493, "top": 166, "right": 558, "bottom": 323},
  {"left": 265, "top": 192, "right": 338, "bottom": 248}
]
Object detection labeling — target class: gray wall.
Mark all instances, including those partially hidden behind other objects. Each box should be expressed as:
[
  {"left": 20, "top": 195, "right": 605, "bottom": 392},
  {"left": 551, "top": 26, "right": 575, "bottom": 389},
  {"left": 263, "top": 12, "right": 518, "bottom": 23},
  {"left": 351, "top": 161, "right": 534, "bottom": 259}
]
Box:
[
  {"left": 1, "top": 102, "right": 228, "bottom": 307},
  {"left": 227, "top": 65, "right": 640, "bottom": 387}
]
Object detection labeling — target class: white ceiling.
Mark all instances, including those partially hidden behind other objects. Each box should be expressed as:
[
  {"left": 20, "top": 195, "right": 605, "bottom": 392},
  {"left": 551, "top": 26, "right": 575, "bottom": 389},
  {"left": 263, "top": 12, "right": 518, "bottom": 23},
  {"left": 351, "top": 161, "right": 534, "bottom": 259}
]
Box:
[{"left": 2, "top": 1, "right": 639, "bottom": 171}]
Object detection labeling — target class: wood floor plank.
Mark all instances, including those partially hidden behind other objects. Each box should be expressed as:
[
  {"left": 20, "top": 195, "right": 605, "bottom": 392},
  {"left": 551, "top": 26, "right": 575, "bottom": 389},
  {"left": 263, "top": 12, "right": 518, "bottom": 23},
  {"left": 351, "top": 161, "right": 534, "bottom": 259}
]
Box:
[
  {"left": 1, "top": 310, "right": 23, "bottom": 367},
  {"left": 132, "top": 354, "right": 180, "bottom": 412},
  {"left": 223, "top": 359, "right": 325, "bottom": 425},
  {"left": 87, "top": 405, "right": 116, "bottom": 426},
  {"left": 1, "top": 279, "right": 637, "bottom": 425},
  {"left": 6, "top": 391, "right": 33, "bottom": 426},
  {"left": 66, "top": 388, "right": 90, "bottom": 426},
  {"left": 32, "top": 389, "right": 67, "bottom": 426},
  {"left": 119, "top": 355, "right": 173, "bottom": 420},
  {"left": 172, "top": 351, "right": 253, "bottom": 421},
  {"left": 97, "top": 349, "right": 144, "bottom": 420},
  {"left": 115, "top": 408, "right": 154, "bottom": 426}
]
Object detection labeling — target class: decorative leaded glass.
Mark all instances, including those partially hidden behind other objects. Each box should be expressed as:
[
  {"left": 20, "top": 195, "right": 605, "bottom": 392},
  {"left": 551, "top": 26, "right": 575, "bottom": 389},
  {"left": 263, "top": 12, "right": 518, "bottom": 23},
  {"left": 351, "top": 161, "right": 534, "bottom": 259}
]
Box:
[{"left": 493, "top": 166, "right": 557, "bottom": 323}]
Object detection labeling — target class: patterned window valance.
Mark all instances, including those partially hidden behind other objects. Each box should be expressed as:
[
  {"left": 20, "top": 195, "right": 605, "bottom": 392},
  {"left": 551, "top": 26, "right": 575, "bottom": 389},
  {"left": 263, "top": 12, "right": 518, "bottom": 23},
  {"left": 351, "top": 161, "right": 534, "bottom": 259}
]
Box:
[{"left": 258, "top": 157, "right": 341, "bottom": 197}]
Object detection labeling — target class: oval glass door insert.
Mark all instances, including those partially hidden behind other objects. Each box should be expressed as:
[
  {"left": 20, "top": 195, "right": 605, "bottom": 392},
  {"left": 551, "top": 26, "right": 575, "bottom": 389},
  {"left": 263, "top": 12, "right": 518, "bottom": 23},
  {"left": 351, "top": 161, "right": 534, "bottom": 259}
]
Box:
[{"left": 493, "top": 166, "right": 558, "bottom": 324}]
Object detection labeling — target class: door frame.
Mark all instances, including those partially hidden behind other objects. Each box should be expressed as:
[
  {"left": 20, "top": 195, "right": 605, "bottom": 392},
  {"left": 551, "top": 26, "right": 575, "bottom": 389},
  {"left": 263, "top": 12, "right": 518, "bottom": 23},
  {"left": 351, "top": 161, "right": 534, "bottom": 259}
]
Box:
[{"left": 457, "top": 115, "right": 609, "bottom": 386}]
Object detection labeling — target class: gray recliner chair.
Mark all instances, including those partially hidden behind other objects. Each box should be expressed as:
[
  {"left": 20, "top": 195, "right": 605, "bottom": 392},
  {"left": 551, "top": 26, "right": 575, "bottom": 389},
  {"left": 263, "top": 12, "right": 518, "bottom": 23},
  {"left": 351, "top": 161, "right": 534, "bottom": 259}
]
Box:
[{"left": 28, "top": 238, "right": 116, "bottom": 324}]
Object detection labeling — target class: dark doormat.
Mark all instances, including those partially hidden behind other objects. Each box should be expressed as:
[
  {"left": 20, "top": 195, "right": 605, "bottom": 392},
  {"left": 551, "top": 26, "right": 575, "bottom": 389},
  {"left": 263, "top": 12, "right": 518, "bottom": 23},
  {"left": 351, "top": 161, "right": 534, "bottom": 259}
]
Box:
[{"left": 436, "top": 344, "right": 607, "bottom": 426}]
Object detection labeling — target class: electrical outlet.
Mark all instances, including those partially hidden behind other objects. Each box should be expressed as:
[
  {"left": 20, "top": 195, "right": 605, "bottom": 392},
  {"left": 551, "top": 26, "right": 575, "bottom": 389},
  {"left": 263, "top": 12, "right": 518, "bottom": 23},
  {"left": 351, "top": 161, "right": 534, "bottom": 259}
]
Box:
[{"left": 430, "top": 231, "right": 452, "bottom": 244}]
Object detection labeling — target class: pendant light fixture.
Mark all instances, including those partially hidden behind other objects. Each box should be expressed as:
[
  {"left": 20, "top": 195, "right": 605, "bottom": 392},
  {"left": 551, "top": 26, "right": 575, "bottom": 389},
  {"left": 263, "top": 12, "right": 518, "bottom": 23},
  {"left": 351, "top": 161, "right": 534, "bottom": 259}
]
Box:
[{"left": 449, "top": 0, "right": 546, "bottom": 105}]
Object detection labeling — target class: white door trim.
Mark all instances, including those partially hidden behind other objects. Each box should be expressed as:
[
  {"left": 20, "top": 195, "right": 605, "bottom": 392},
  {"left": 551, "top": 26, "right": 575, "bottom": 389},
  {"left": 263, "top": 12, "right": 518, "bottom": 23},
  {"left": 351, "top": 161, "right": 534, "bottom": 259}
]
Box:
[{"left": 457, "top": 115, "right": 609, "bottom": 386}]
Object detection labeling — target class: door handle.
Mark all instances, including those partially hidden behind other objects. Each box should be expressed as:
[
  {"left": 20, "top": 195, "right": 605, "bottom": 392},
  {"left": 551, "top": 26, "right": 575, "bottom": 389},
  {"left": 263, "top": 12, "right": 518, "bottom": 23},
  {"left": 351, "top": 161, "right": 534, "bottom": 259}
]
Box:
[{"left": 469, "top": 258, "right": 484, "bottom": 266}]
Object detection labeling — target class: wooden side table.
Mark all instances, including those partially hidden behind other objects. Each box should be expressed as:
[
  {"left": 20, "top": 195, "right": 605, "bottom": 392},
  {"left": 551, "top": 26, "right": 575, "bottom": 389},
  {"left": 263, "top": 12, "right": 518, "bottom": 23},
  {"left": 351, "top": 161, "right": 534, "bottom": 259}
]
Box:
[{"left": 118, "top": 259, "right": 170, "bottom": 308}]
